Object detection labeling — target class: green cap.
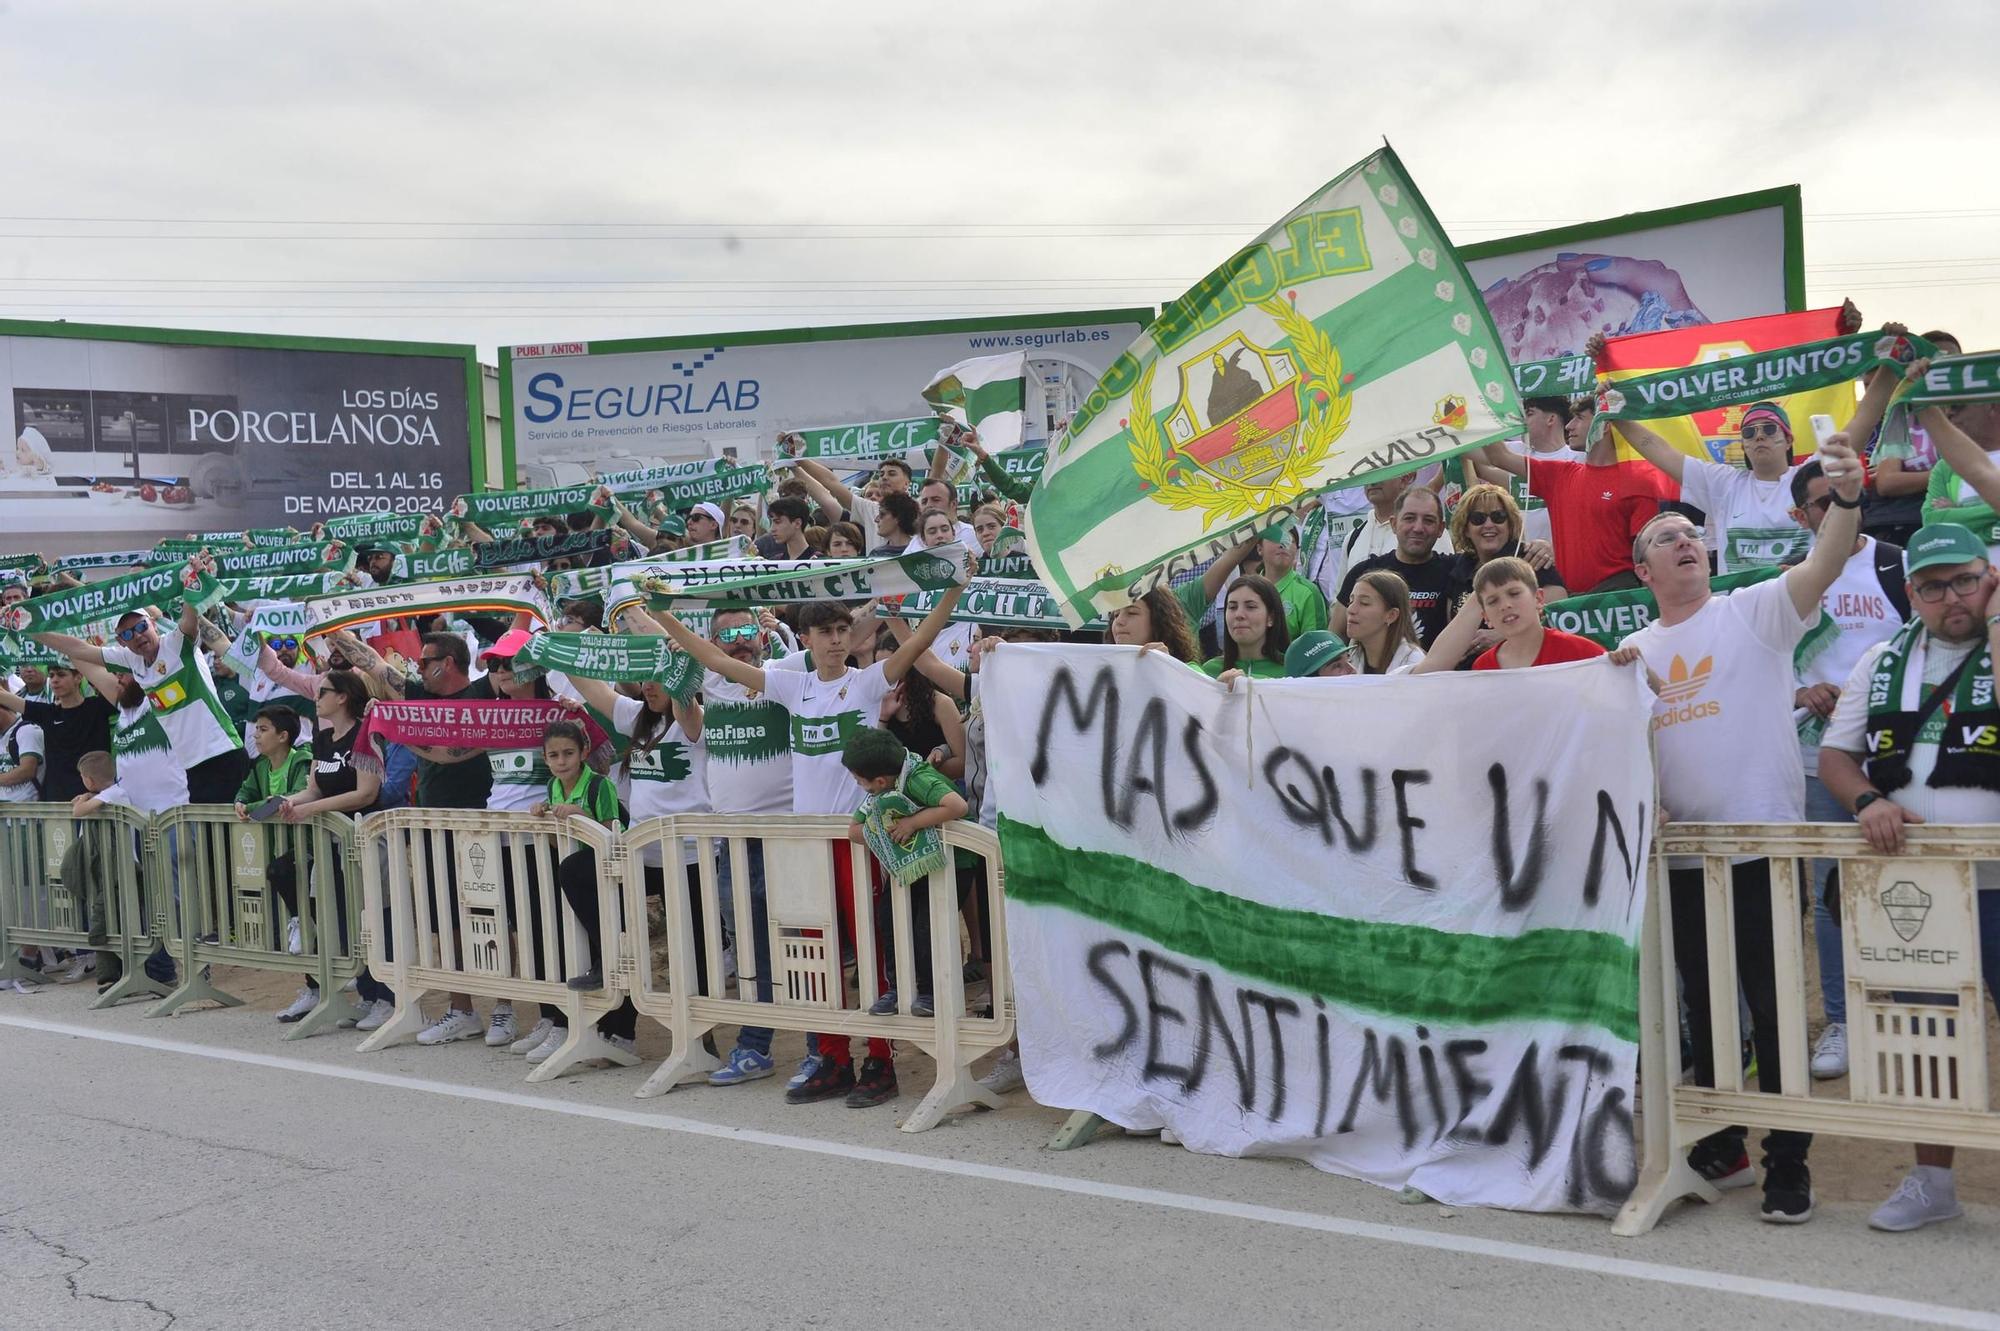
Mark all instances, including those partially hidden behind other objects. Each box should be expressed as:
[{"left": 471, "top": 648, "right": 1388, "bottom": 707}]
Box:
[
  {"left": 1906, "top": 523, "right": 1990, "bottom": 573},
  {"left": 1284, "top": 629, "right": 1349, "bottom": 678}
]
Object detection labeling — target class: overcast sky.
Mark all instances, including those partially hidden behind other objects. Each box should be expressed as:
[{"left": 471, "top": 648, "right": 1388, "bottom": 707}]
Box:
[{"left": 1, "top": 0, "right": 1993, "bottom": 362}]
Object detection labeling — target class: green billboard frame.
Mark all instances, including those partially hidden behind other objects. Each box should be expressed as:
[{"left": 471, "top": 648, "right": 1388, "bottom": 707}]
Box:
[
  {"left": 0, "top": 315, "right": 489, "bottom": 492},
  {"left": 1457, "top": 184, "right": 1805, "bottom": 317},
  {"left": 496, "top": 305, "right": 1159, "bottom": 491}
]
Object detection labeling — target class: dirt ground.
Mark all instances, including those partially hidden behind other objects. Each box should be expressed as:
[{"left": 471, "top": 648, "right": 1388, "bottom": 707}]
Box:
[{"left": 70, "top": 919, "right": 2000, "bottom": 1211}]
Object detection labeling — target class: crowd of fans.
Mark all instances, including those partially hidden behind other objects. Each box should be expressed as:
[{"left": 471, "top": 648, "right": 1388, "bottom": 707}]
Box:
[{"left": 4, "top": 329, "right": 1998, "bottom": 1232}]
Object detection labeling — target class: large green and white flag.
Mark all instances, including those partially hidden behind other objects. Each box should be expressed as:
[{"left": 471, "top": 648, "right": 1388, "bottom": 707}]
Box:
[
  {"left": 1025, "top": 148, "right": 1519, "bottom": 625},
  {"left": 985, "top": 645, "right": 1653, "bottom": 1213},
  {"left": 924, "top": 351, "right": 1029, "bottom": 452}
]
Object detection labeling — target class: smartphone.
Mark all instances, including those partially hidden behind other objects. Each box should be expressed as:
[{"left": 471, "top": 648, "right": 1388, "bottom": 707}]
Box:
[{"left": 248, "top": 796, "right": 285, "bottom": 822}]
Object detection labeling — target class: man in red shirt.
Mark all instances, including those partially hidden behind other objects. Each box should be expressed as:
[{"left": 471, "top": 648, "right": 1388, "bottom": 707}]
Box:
[{"left": 1478, "top": 397, "right": 1678, "bottom": 593}]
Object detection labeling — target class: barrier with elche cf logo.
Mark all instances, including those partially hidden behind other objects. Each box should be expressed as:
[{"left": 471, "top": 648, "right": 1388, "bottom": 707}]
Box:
[
  {"left": 147, "top": 806, "right": 363, "bottom": 1040},
  {"left": 1617, "top": 823, "right": 1999, "bottom": 1236},
  {"left": 355, "top": 806, "right": 635, "bottom": 1081},
  {"left": 0, "top": 802, "right": 165, "bottom": 1007},
  {"left": 619, "top": 813, "right": 1013, "bottom": 1132}
]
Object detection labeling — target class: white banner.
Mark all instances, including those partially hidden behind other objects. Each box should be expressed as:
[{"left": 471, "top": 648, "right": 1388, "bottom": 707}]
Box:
[{"left": 984, "top": 645, "right": 1655, "bottom": 1213}]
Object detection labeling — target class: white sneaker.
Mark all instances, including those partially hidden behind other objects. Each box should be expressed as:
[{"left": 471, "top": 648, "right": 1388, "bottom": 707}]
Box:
[
  {"left": 354, "top": 998, "right": 396, "bottom": 1031},
  {"left": 285, "top": 916, "right": 303, "bottom": 956},
  {"left": 275, "top": 987, "right": 319, "bottom": 1023},
  {"left": 606, "top": 1034, "right": 637, "bottom": 1059},
  {"left": 720, "top": 945, "right": 738, "bottom": 985},
  {"left": 510, "top": 1017, "right": 554, "bottom": 1054},
  {"left": 417, "top": 1008, "right": 482, "bottom": 1045},
  {"left": 1810, "top": 1023, "right": 1847, "bottom": 1080},
  {"left": 339, "top": 977, "right": 359, "bottom": 995},
  {"left": 2, "top": 976, "right": 43, "bottom": 995},
  {"left": 525, "top": 1024, "right": 570, "bottom": 1064},
  {"left": 485, "top": 1003, "right": 518, "bottom": 1047},
  {"left": 1869, "top": 1167, "right": 1963, "bottom": 1232},
  {"left": 54, "top": 955, "right": 92, "bottom": 984},
  {"left": 978, "top": 1049, "right": 1026, "bottom": 1095}
]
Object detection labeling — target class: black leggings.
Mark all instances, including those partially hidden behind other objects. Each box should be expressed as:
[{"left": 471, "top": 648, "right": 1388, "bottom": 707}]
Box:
[{"left": 556, "top": 851, "right": 709, "bottom": 1042}]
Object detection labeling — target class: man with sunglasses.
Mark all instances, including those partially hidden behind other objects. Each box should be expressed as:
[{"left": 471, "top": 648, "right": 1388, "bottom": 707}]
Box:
[
  {"left": 1620, "top": 431, "right": 1868, "bottom": 1224},
  {"left": 699, "top": 607, "right": 809, "bottom": 1086},
  {"left": 1817, "top": 523, "right": 2000, "bottom": 1232},
  {"left": 33, "top": 600, "right": 247, "bottom": 805}
]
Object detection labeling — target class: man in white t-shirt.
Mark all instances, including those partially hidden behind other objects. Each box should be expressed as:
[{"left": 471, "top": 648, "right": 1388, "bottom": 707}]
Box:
[
  {"left": 1618, "top": 402, "right": 1809, "bottom": 573},
  {"left": 1818, "top": 522, "right": 2000, "bottom": 1233},
  {"left": 700, "top": 607, "right": 804, "bottom": 1088},
  {"left": 658, "top": 581, "right": 965, "bottom": 1108},
  {"left": 1787, "top": 458, "right": 1910, "bottom": 1081},
  {"left": 34, "top": 601, "right": 248, "bottom": 803},
  {"left": 1620, "top": 430, "right": 1867, "bottom": 1225}
]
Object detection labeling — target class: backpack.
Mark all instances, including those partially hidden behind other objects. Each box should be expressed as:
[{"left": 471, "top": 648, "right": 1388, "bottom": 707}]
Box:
[
  {"left": 1872, "top": 539, "right": 1911, "bottom": 620},
  {"left": 3, "top": 721, "right": 39, "bottom": 799}
]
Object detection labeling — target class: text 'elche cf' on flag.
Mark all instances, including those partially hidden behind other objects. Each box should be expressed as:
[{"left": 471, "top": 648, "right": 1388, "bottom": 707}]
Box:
[
  {"left": 1023, "top": 146, "right": 1521, "bottom": 626},
  {"left": 924, "top": 351, "right": 1029, "bottom": 452}
]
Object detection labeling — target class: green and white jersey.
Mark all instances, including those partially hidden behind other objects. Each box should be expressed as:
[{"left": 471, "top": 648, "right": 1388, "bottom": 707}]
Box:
[
  {"left": 762, "top": 660, "right": 893, "bottom": 816},
  {"left": 613, "top": 693, "right": 706, "bottom": 867},
  {"left": 1679, "top": 457, "right": 1810, "bottom": 574},
  {"left": 103, "top": 624, "right": 237, "bottom": 769},
  {"left": 486, "top": 747, "right": 552, "bottom": 813},
  {"left": 702, "top": 667, "right": 797, "bottom": 815},
  {"left": 109, "top": 701, "right": 190, "bottom": 813},
  {"left": 0, "top": 716, "right": 44, "bottom": 803}
]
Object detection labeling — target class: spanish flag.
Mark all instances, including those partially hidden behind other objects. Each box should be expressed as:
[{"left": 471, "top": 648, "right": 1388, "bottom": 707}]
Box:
[{"left": 1599, "top": 308, "right": 1858, "bottom": 465}]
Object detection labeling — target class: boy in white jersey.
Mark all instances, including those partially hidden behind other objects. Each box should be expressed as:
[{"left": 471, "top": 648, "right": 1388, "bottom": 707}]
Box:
[{"left": 657, "top": 580, "right": 967, "bottom": 1107}]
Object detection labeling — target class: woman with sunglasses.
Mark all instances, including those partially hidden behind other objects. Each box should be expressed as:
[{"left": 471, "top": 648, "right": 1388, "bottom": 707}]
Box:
[{"left": 1441, "top": 485, "right": 1568, "bottom": 668}]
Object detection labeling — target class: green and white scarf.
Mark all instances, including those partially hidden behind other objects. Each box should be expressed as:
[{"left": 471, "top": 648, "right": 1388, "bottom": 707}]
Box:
[
  {"left": 1594, "top": 328, "right": 1931, "bottom": 434},
  {"left": 324, "top": 510, "right": 435, "bottom": 543},
  {"left": 1861, "top": 618, "right": 2000, "bottom": 795},
  {"left": 0, "top": 560, "right": 203, "bottom": 635},
  {"left": 857, "top": 759, "right": 949, "bottom": 889},
  {"left": 602, "top": 458, "right": 770, "bottom": 508},
  {"left": 303, "top": 573, "right": 551, "bottom": 640},
  {"left": 625, "top": 544, "right": 972, "bottom": 611},
  {"left": 1900, "top": 352, "right": 2000, "bottom": 409},
  {"left": 210, "top": 540, "right": 353, "bottom": 580},
  {"left": 517, "top": 630, "right": 702, "bottom": 701},
  {"left": 451, "top": 483, "right": 611, "bottom": 529}
]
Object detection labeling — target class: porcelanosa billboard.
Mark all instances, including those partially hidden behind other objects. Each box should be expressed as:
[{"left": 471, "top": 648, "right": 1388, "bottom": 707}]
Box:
[
  {"left": 0, "top": 320, "right": 481, "bottom": 553},
  {"left": 499, "top": 309, "right": 1153, "bottom": 481}
]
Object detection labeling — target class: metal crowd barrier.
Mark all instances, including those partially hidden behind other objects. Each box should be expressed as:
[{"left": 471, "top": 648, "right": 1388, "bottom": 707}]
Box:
[
  {"left": 148, "top": 806, "right": 363, "bottom": 1039},
  {"left": 1617, "top": 823, "right": 1999, "bottom": 1236},
  {"left": 355, "top": 807, "right": 634, "bottom": 1082},
  {"left": 622, "top": 813, "right": 1014, "bottom": 1132},
  {"left": 0, "top": 802, "right": 165, "bottom": 1007}
]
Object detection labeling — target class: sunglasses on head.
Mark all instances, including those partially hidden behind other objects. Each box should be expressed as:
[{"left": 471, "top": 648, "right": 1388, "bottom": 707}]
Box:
[
  {"left": 1741, "top": 421, "right": 1785, "bottom": 442},
  {"left": 1464, "top": 508, "right": 1509, "bottom": 526},
  {"left": 715, "top": 625, "right": 759, "bottom": 644}
]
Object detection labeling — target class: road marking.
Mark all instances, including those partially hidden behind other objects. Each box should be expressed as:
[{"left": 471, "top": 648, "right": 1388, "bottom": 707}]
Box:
[{"left": 5, "top": 1012, "right": 1996, "bottom": 1330}]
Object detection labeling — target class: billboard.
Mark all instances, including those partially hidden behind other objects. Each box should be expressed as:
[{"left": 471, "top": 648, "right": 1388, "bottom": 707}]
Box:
[
  {"left": 499, "top": 309, "right": 1154, "bottom": 484},
  {"left": 0, "top": 320, "right": 482, "bottom": 556},
  {"left": 1461, "top": 186, "right": 1804, "bottom": 367}
]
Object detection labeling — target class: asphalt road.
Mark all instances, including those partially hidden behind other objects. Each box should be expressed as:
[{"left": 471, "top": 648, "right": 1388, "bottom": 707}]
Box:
[{"left": 3, "top": 984, "right": 1997, "bottom": 1331}]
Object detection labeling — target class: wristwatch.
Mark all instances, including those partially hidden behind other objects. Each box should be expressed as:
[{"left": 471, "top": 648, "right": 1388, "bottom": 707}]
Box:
[{"left": 1853, "top": 791, "right": 1886, "bottom": 815}]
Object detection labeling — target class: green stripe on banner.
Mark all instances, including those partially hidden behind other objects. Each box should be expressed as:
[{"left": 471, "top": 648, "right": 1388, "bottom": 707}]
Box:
[{"left": 998, "top": 814, "right": 1641, "bottom": 1041}]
